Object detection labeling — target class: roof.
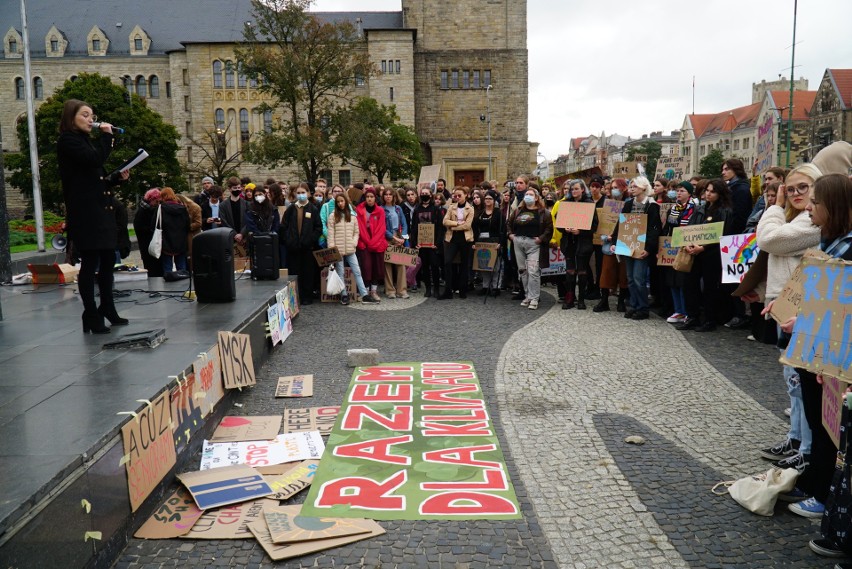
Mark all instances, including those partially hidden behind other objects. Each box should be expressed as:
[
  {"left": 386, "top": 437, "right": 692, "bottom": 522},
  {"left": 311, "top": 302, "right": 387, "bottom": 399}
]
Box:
[
  {"left": 687, "top": 114, "right": 715, "bottom": 138},
  {"left": 827, "top": 68, "right": 852, "bottom": 110},
  {"left": 688, "top": 102, "right": 761, "bottom": 138},
  {"left": 766, "top": 90, "right": 817, "bottom": 121},
  {"left": 0, "top": 0, "right": 403, "bottom": 57}
]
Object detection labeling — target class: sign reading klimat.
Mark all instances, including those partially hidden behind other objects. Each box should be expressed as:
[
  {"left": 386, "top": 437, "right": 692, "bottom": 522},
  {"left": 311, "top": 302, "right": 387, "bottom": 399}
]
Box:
[{"left": 301, "top": 362, "right": 521, "bottom": 520}]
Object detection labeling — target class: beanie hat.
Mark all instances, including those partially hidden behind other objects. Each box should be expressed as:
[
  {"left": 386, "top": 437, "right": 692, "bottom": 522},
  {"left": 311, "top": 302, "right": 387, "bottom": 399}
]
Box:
[
  {"left": 812, "top": 141, "right": 852, "bottom": 177},
  {"left": 244, "top": 183, "right": 257, "bottom": 191},
  {"left": 677, "top": 181, "right": 694, "bottom": 194},
  {"left": 590, "top": 175, "right": 604, "bottom": 187},
  {"left": 201, "top": 176, "right": 215, "bottom": 185}
]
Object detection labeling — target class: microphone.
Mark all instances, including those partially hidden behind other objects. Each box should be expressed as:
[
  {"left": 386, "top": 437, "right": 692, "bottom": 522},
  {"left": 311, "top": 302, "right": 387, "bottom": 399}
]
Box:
[{"left": 92, "top": 122, "right": 125, "bottom": 134}]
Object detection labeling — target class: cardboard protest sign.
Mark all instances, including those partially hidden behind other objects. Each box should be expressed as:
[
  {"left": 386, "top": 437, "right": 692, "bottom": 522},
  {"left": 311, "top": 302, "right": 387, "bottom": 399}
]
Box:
[
  {"left": 657, "top": 237, "right": 680, "bottom": 268},
  {"left": 234, "top": 242, "right": 249, "bottom": 267},
  {"left": 218, "top": 331, "right": 256, "bottom": 389},
  {"left": 417, "top": 223, "right": 435, "bottom": 248},
  {"left": 781, "top": 256, "right": 852, "bottom": 382},
  {"left": 732, "top": 251, "right": 769, "bottom": 297},
  {"left": 267, "top": 304, "right": 281, "bottom": 346},
  {"left": 211, "top": 416, "right": 283, "bottom": 443},
  {"left": 276, "top": 375, "right": 314, "bottom": 397},
  {"left": 171, "top": 372, "right": 204, "bottom": 450},
  {"left": 302, "top": 362, "right": 521, "bottom": 521},
  {"left": 194, "top": 347, "right": 225, "bottom": 418},
  {"left": 614, "top": 214, "right": 647, "bottom": 259},
  {"left": 593, "top": 209, "right": 619, "bottom": 246},
  {"left": 264, "top": 507, "right": 372, "bottom": 544},
  {"left": 822, "top": 376, "right": 847, "bottom": 449},
  {"left": 655, "top": 156, "right": 691, "bottom": 180},
  {"left": 671, "top": 222, "right": 724, "bottom": 247},
  {"left": 613, "top": 161, "right": 640, "bottom": 179},
  {"left": 282, "top": 406, "right": 341, "bottom": 435},
  {"left": 384, "top": 246, "right": 419, "bottom": 267},
  {"left": 200, "top": 432, "right": 325, "bottom": 470},
  {"left": 178, "top": 464, "right": 272, "bottom": 510},
  {"left": 122, "top": 390, "right": 177, "bottom": 512},
  {"left": 181, "top": 498, "right": 277, "bottom": 539},
  {"left": 603, "top": 199, "right": 624, "bottom": 215},
  {"left": 320, "top": 267, "right": 358, "bottom": 303},
  {"left": 540, "top": 247, "right": 565, "bottom": 277},
  {"left": 756, "top": 114, "right": 775, "bottom": 175},
  {"left": 659, "top": 203, "right": 675, "bottom": 225},
  {"left": 555, "top": 201, "right": 596, "bottom": 230},
  {"left": 288, "top": 283, "right": 300, "bottom": 317},
  {"left": 263, "top": 460, "right": 320, "bottom": 500},
  {"left": 248, "top": 513, "right": 385, "bottom": 562},
  {"left": 720, "top": 233, "right": 760, "bottom": 284},
  {"left": 417, "top": 165, "right": 441, "bottom": 192},
  {"left": 134, "top": 487, "right": 203, "bottom": 539},
  {"left": 312, "top": 247, "right": 343, "bottom": 267},
  {"left": 770, "top": 249, "right": 831, "bottom": 324},
  {"left": 276, "top": 288, "right": 294, "bottom": 342},
  {"left": 472, "top": 242, "right": 500, "bottom": 272}
]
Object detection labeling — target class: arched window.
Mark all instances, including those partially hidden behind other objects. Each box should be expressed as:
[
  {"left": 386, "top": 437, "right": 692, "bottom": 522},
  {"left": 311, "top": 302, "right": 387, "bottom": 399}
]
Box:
[
  {"left": 237, "top": 63, "right": 247, "bottom": 88},
  {"left": 215, "top": 108, "right": 225, "bottom": 131},
  {"left": 33, "top": 77, "right": 43, "bottom": 99},
  {"left": 225, "top": 61, "right": 234, "bottom": 88},
  {"left": 239, "top": 108, "right": 249, "bottom": 143},
  {"left": 263, "top": 110, "right": 273, "bottom": 133},
  {"left": 14, "top": 77, "right": 24, "bottom": 99},
  {"left": 212, "top": 60, "right": 222, "bottom": 88},
  {"left": 135, "top": 75, "right": 146, "bottom": 97},
  {"left": 149, "top": 75, "right": 159, "bottom": 98}
]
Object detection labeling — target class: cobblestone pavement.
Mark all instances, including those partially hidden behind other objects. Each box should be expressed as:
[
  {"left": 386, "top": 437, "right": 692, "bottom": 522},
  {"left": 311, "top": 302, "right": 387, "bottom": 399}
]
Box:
[{"left": 117, "top": 285, "right": 836, "bottom": 568}]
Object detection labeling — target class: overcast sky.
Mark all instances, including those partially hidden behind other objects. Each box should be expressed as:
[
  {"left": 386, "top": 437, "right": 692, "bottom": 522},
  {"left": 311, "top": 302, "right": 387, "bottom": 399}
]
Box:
[{"left": 312, "top": 0, "right": 852, "bottom": 160}]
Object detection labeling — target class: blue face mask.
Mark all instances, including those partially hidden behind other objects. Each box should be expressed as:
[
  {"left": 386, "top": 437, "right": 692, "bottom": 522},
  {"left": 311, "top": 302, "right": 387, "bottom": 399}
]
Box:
[
  {"left": 523, "top": 195, "right": 535, "bottom": 206},
  {"left": 314, "top": 195, "right": 323, "bottom": 203},
  {"left": 667, "top": 190, "right": 677, "bottom": 200},
  {"left": 611, "top": 190, "right": 622, "bottom": 199},
  {"left": 297, "top": 193, "right": 308, "bottom": 202}
]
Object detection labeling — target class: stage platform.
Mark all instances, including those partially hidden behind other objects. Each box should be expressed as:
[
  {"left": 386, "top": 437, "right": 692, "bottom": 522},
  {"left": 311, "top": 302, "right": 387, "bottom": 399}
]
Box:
[{"left": 0, "top": 273, "right": 293, "bottom": 568}]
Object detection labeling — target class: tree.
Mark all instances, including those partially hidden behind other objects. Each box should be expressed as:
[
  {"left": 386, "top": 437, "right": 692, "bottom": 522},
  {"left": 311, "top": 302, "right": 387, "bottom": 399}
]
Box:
[
  {"left": 334, "top": 98, "right": 423, "bottom": 183},
  {"left": 698, "top": 148, "right": 725, "bottom": 178},
  {"left": 7, "top": 73, "right": 184, "bottom": 212},
  {"left": 184, "top": 123, "right": 243, "bottom": 185},
  {"left": 235, "top": 0, "right": 373, "bottom": 184},
  {"left": 626, "top": 140, "right": 662, "bottom": 179}
]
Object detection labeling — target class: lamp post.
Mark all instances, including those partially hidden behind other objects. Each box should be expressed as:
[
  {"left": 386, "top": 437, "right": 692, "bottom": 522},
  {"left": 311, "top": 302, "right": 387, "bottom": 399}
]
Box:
[
  {"left": 20, "top": 0, "right": 45, "bottom": 251},
  {"left": 486, "top": 84, "right": 493, "bottom": 181},
  {"left": 785, "top": 0, "right": 798, "bottom": 168}
]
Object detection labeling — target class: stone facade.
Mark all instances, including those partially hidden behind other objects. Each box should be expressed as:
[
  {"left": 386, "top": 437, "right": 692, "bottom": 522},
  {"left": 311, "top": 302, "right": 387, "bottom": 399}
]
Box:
[
  {"left": 752, "top": 76, "right": 808, "bottom": 104},
  {"left": 808, "top": 69, "right": 852, "bottom": 159}
]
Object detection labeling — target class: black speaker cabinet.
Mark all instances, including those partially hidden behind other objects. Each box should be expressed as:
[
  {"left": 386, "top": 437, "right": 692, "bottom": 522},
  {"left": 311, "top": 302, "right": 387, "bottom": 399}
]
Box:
[{"left": 192, "top": 228, "right": 236, "bottom": 303}]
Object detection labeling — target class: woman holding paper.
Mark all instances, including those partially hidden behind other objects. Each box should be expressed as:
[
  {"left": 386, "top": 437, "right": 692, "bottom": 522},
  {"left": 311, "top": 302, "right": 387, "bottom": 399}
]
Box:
[
  {"left": 473, "top": 190, "right": 504, "bottom": 295},
  {"left": 57, "top": 99, "right": 129, "bottom": 334},
  {"left": 381, "top": 187, "right": 409, "bottom": 299},
  {"left": 662, "top": 182, "right": 697, "bottom": 324},
  {"left": 595, "top": 178, "right": 630, "bottom": 312},
  {"left": 556, "top": 180, "right": 598, "bottom": 309}
]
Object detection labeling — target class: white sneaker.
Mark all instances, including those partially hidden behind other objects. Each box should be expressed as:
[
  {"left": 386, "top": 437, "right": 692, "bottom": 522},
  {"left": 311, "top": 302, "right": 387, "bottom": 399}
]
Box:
[
  {"left": 520, "top": 298, "right": 531, "bottom": 307},
  {"left": 528, "top": 299, "right": 539, "bottom": 310},
  {"left": 666, "top": 313, "right": 685, "bottom": 323}
]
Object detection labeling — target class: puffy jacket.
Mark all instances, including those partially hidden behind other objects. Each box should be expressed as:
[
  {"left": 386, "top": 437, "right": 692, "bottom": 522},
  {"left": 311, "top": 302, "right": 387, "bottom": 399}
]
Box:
[
  {"left": 756, "top": 205, "right": 821, "bottom": 299},
  {"left": 356, "top": 203, "right": 388, "bottom": 253},
  {"left": 327, "top": 211, "right": 360, "bottom": 256}
]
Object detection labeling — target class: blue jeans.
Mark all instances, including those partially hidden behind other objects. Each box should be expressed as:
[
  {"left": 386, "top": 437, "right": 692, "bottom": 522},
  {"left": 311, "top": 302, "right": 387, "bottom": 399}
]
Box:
[
  {"left": 162, "top": 254, "right": 187, "bottom": 273},
  {"left": 671, "top": 287, "right": 685, "bottom": 314},
  {"left": 335, "top": 254, "right": 368, "bottom": 298},
  {"left": 784, "top": 364, "right": 812, "bottom": 454},
  {"left": 625, "top": 257, "right": 648, "bottom": 312}
]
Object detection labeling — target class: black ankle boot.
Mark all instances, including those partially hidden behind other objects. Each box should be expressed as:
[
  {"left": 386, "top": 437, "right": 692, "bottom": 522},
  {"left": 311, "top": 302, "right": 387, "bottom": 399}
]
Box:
[
  {"left": 437, "top": 289, "right": 453, "bottom": 300},
  {"left": 98, "top": 305, "right": 129, "bottom": 325},
  {"left": 593, "top": 291, "right": 610, "bottom": 312},
  {"left": 617, "top": 289, "right": 628, "bottom": 313},
  {"left": 425, "top": 286, "right": 433, "bottom": 298},
  {"left": 82, "top": 310, "right": 111, "bottom": 334}
]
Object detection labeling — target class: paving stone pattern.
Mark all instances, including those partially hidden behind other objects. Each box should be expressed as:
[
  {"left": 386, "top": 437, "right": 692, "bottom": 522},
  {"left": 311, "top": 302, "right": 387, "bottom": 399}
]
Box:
[{"left": 117, "top": 287, "right": 836, "bottom": 568}]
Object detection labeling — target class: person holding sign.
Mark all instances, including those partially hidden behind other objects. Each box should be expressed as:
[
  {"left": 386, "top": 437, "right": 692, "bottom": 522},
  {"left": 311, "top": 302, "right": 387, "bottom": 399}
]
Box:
[
  {"left": 662, "top": 182, "right": 697, "bottom": 324},
  {"left": 556, "top": 180, "right": 598, "bottom": 309},
  {"left": 381, "top": 187, "right": 410, "bottom": 299},
  {"left": 57, "top": 99, "right": 130, "bottom": 333},
  {"left": 473, "top": 190, "right": 504, "bottom": 295},
  {"left": 410, "top": 189, "right": 442, "bottom": 297},
  {"left": 438, "top": 188, "right": 475, "bottom": 299},
  {"left": 611, "top": 177, "right": 661, "bottom": 320},
  {"left": 755, "top": 163, "right": 822, "bottom": 472},
  {"left": 595, "top": 178, "right": 630, "bottom": 312},
  {"left": 507, "top": 188, "right": 553, "bottom": 310}
]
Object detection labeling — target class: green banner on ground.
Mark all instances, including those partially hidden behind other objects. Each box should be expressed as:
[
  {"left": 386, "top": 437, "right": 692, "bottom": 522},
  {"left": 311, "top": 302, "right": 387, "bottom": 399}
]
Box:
[{"left": 301, "top": 362, "right": 521, "bottom": 520}]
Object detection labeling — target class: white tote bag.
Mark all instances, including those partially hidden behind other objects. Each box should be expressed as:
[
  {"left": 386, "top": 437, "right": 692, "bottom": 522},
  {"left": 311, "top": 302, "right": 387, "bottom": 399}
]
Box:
[
  {"left": 326, "top": 267, "right": 346, "bottom": 296},
  {"left": 148, "top": 205, "right": 163, "bottom": 259},
  {"left": 712, "top": 466, "right": 798, "bottom": 516}
]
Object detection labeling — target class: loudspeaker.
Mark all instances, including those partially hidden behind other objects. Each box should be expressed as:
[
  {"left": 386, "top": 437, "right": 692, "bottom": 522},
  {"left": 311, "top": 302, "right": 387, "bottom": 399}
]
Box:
[
  {"left": 192, "top": 228, "right": 236, "bottom": 303},
  {"left": 51, "top": 234, "right": 67, "bottom": 250}
]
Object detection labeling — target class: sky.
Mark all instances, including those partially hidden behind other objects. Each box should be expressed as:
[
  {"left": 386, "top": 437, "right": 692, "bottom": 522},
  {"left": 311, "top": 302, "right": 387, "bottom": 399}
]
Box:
[{"left": 311, "top": 0, "right": 852, "bottom": 160}]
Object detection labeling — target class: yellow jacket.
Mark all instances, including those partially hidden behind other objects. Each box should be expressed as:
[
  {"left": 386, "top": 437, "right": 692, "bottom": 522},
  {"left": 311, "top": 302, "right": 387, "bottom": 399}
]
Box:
[{"left": 549, "top": 201, "right": 563, "bottom": 248}]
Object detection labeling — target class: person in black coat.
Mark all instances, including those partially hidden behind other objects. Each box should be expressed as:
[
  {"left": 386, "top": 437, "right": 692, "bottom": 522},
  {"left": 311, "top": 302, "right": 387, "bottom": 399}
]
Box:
[
  {"left": 722, "top": 158, "right": 752, "bottom": 235},
  {"left": 133, "top": 189, "right": 164, "bottom": 277},
  {"left": 279, "top": 183, "right": 322, "bottom": 304},
  {"left": 410, "top": 189, "right": 444, "bottom": 297},
  {"left": 57, "top": 99, "right": 129, "bottom": 334},
  {"left": 556, "top": 181, "right": 599, "bottom": 310},
  {"left": 157, "top": 187, "right": 191, "bottom": 273}
]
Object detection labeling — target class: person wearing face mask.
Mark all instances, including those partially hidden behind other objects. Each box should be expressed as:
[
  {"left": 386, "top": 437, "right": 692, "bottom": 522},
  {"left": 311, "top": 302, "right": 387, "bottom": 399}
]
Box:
[
  {"left": 280, "top": 182, "right": 322, "bottom": 304},
  {"left": 595, "top": 178, "right": 630, "bottom": 312},
  {"left": 473, "top": 190, "right": 504, "bottom": 295},
  {"left": 355, "top": 188, "right": 388, "bottom": 301},
  {"left": 409, "top": 190, "right": 442, "bottom": 297},
  {"left": 587, "top": 175, "right": 606, "bottom": 301},
  {"left": 507, "top": 188, "right": 553, "bottom": 310},
  {"left": 438, "top": 187, "right": 475, "bottom": 300},
  {"left": 218, "top": 176, "right": 248, "bottom": 242},
  {"left": 242, "top": 186, "right": 281, "bottom": 278},
  {"left": 661, "top": 181, "right": 697, "bottom": 325},
  {"left": 555, "top": 180, "right": 598, "bottom": 309}
]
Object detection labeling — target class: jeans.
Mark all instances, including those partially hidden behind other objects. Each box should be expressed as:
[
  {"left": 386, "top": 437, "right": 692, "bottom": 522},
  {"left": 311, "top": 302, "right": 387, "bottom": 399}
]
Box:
[
  {"left": 671, "top": 287, "right": 685, "bottom": 315},
  {"left": 513, "top": 236, "right": 541, "bottom": 301},
  {"left": 480, "top": 256, "right": 503, "bottom": 290},
  {"left": 625, "top": 257, "right": 648, "bottom": 312},
  {"left": 335, "top": 254, "right": 368, "bottom": 298},
  {"left": 784, "top": 364, "right": 812, "bottom": 454},
  {"left": 162, "top": 254, "right": 187, "bottom": 273}
]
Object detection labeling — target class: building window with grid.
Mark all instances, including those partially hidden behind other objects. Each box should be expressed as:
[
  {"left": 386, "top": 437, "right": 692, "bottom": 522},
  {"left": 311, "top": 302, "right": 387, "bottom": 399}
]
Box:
[
  {"left": 473, "top": 70, "right": 480, "bottom": 89},
  {"left": 225, "top": 61, "right": 234, "bottom": 88},
  {"left": 237, "top": 63, "right": 247, "bottom": 88},
  {"left": 484, "top": 70, "right": 491, "bottom": 87},
  {"left": 381, "top": 60, "right": 387, "bottom": 74},
  {"left": 212, "top": 61, "right": 222, "bottom": 88},
  {"left": 134, "top": 36, "right": 143, "bottom": 51},
  {"left": 92, "top": 38, "right": 101, "bottom": 51},
  {"left": 263, "top": 110, "right": 273, "bottom": 133},
  {"left": 239, "top": 108, "right": 249, "bottom": 144},
  {"left": 339, "top": 170, "right": 351, "bottom": 187},
  {"left": 462, "top": 70, "right": 470, "bottom": 89},
  {"left": 451, "top": 70, "right": 458, "bottom": 89},
  {"left": 395, "top": 60, "right": 400, "bottom": 74},
  {"left": 441, "top": 70, "right": 448, "bottom": 90},
  {"left": 33, "top": 77, "right": 42, "bottom": 99},
  {"left": 50, "top": 38, "right": 58, "bottom": 52},
  {"left": 8, "top": 38, "right": 17, "bottom": 53},
  {"left": 136, "top": 76, "right": 147, "bottom": 97},
  {"left": 215, "top": 109, "right": 225, "bottom": 131},
  {"left": 355, "top": 73, "right": 365, "bottom": 86},
  {"left": 149, "top": 75, "right": 159, "bottom": 98},
  {"left": 743, "top": 138, "right": 750, "bottom": 150},
  {"left": 14, "top": 77, "right": 24, "bottom": 99}
]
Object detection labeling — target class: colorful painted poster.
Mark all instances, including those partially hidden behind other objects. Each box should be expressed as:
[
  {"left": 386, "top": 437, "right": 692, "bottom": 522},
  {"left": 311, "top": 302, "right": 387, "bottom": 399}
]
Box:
[
  {"left": 612, "top": 161, "right": 640, "bottom": 179},
  {"left": 614, "top": 213, "right": 647, "bottom": 259},
  {"left": 264, "top": 460, "right": 320, "bottom": 500},
  {"left": 181, "top": 498, "right": 277, "bottom": 539},
  {"left": 756, "top": 114, "right": 775, "bottom": 175},
  {"left": 822, "top": 375, "right": 847, "bottom": 449},
  {"left": 200, "top": 432, "right": 325, "bottom": 470},
  {"left": 655, "top": 156, "right": 691, "bottom": 180},
  {"left": 276, "top": 288, "right": 293, "bottom": 342},
  {"left": 210, "top": 415, "right": 283, "bottom": 443},
  {"left": 312, "top": 247, "right": 343, "bottom": 267},
  {"left": 472, "top": 243, "right": 500, "bottom": 272},
  {"left": 594, "top": 209, "right": 619, "bottom": 246},
  {"left": 301, "top": 363, "right": 522, "bottom": 520},
  {"left": 134, "top": 487, "right": 203, "bottom": 539},
  {"left": 178, "top": 465, "right": 272, "bottom": 510},
  {"left": 194, "top": 346, "right": 225, "bottom": 418},
  {"left": 540, "top": 247, "right": 566, "bottom": 276},
  {"left": 770, "top": 249, "right": 831, "bottom": 324},
  {"left": 671, "top": 222, "right": 724, "bottom": 247},
  {"left": 170, "top": 371, "right": 204, "bottom": 450},
  {"left": 268, "top": 305, "right": 281, "bottom": 346},
  {"left": 603, "top": 199, "right": 624, "bottom": 215},
  {"left": 264, "top": 507, "right": 372, "bottom": 543},
  {"left": 720, "top": 233, "right": 760, "bottom": 284},
  {"left": 384, "top": 246, "right": 419, "bottom": 267},
  {"left": 276, "top": 375, "right": 314, "bottom": 397},
  {"left": 657, "top": 237, "right": 680, "bottom": 268}
]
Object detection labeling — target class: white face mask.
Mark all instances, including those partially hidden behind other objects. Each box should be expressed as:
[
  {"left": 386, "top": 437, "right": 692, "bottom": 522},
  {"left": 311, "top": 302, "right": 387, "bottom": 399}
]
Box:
[{"left": 255, "top": 195, "right": 266, "bottom": 204}]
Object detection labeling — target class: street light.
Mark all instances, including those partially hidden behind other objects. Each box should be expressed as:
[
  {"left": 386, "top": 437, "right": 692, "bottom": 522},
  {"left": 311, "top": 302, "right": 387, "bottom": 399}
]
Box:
[
  {"left": 486, "top": 85, "right": 492, "bottom": 181},
  {"left": 537, "top": 152, "right": 549, "bottom": 180}
]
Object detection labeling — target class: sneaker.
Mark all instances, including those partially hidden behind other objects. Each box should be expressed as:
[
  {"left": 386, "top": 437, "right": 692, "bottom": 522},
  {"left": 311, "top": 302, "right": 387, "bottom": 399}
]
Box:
[
  {"left": 370, "top": 290, "right": 381, "bottom": 302},
  {"left": 520, "top": 298, "right": 531, "bottom": 307},
  {"left": 340, "top": 295, "right": 350, "bottom": 306},
  {"left": 675, "top": 317, "right": 699, "bottom": 330},
  {"left": 725, "top": 316, "right": 751, "bottom": 329},
  {"left": 778, "top": 486, "right": 810, "bottom": 503},
  {"left": 760, "top": 438, "right": 800, "bottom": 461},
  {"left": 397, "top": 292, "right": 410, "bottom": 299},
  {"left": 528, "top": 299, "right": 539, "bottom": 310},
  {"left": 666, "top": 313, "right": 686, "bottom": 323},
  {"left": 809, "top": 538, "right": 847, "bottom": 558},
  {"left": 785, "top": 407, "right": 792, "bottom": 417},
  {"left": 747, "top": 334, "right": 756, "bottom": 341},
  {"left": 775, "top": 452, "right": 809, "bottom": 472},
  {"left": 361, "top": 294, "right": 379, "bottom": 304},
  {"left": 788, "top": 497, "right": 824, "bottom": 518}
]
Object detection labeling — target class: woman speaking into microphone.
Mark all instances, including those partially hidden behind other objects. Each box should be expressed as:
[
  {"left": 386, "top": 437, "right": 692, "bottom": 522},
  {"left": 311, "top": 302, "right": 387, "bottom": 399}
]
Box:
[{"left": 57, "top": 99, "right": 130, "bottom": 334}]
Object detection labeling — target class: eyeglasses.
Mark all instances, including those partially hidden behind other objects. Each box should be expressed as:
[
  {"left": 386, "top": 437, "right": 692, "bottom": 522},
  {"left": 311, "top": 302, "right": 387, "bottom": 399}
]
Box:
[{"left": 785, "top": 183, "right": 812, "bottom": 196}]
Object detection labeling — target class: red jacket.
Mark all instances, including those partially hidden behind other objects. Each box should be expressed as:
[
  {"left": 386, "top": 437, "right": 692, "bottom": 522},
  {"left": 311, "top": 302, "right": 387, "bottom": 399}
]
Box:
[{"left": 356, "top": 202, "right": 388, "bottom": 253}]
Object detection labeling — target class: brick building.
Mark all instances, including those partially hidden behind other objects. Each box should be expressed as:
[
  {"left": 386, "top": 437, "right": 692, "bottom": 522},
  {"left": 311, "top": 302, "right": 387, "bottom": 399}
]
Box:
[{"left": 1, "top": 0, "right": 536, "bottom": 216}]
